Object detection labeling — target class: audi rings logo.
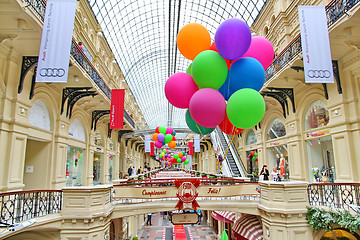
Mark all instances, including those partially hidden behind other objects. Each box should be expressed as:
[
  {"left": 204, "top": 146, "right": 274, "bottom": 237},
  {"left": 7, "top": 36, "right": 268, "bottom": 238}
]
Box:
[
  {"left": 39, "top": 68, "right": 65, "bottom": 77},
  {"left": 307, "top": 70, "right": 331, "bottom": 78}
]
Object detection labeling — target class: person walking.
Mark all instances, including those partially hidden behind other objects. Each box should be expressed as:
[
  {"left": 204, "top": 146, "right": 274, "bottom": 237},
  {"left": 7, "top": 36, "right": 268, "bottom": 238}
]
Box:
[
  {"left": 127, "top": 166, "right": 132, "bottom": 177},
  {"left": 259, "top": 165, "right": 269, "bottom": 181},
  {"left": 146, "top": 213, "right": 152, "bottom": 225},
  {"left": 197, "top": 210, "right": 202, "bottom": 225}
]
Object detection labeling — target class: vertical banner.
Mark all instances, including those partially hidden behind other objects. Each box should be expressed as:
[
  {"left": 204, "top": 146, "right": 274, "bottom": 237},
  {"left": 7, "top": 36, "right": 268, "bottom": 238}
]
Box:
[
  {"left": 298, "top": 6, "right": 334, "bottom": 83},
  {"left": 145, "top": 135, "right": 150, "bottom": 152},
  {"left": 110, "top": 89, "right": 125, "bottom": 129},
  {"left": 194, "top": 135, "right": 200, "bottom": 152},
  {"left": 36, "top": 0, "right": 77, "bottom": 83},
  {"left": 188, "top": 142, "right": 193, "bottom": 155},
  {"left": 150, "top": 142, "right": 154, "bottom": 156}
]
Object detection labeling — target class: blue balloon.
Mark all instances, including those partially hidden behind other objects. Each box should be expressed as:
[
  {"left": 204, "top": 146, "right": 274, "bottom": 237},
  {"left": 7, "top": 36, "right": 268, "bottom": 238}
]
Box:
[
  {"left": 228, "top": 57, "right": 265, "bottom": 92},
  {"left": 218, "top": 75, "right": 236, "bottom": 101}
]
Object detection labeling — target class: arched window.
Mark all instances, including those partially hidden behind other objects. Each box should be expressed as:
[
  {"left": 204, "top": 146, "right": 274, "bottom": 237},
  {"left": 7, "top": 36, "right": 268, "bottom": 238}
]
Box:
[
  {"left": 246, "top": 130, "right": 257, "bottom": 145},
  {"left": 94, "top": 130, "right": 103, "bottom": 147},
  {"left": 29, "top": 99, "right": 51, "bottom": 131},
  {"left": 69, "top": 119, "right": 85, "bottom": 142},
  {"left": 267, "top": 118, "right": 286, "bottom": 140},
  {"left": 305, "top": 100, "right": 329, "bottom": 130}
]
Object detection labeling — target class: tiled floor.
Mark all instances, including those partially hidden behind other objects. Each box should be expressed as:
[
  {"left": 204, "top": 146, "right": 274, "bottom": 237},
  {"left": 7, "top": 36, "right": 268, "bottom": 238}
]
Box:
[{"left": 138, "top": 213, "right": 218, "bottom": 240}]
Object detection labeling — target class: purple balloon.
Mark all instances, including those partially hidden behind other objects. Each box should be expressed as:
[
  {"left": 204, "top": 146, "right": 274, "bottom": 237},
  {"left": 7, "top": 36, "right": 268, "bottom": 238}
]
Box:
[
  {"left": 157, "top": 133, "right": 165, "bottom": 142},
  {"left": 215, "top": 18, "right": 252, "bottom": 61},
  {"left": 155, "top": 141, "right": 163, "bottom": 148}
]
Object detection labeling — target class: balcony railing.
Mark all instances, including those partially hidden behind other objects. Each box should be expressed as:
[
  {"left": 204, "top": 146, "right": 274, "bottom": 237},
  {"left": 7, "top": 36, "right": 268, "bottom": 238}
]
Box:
[
  {"left": 307, "top": 183, "right": 360, "bottom": 210},
  {"left": 265, "top": 0, "right": 360, "bottom": 82},
  {"left": 24, "top": 0, "right": 136, "bottom": 129},
  {"left": 0, "top": 190, "right": 62, "bottom": 226}
]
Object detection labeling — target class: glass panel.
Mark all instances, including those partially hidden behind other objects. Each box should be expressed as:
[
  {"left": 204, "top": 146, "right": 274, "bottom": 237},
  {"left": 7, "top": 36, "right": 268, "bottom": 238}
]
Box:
[
  {"left": 88, "top": 0, "right": 267, "bottom": 128},
  {"left": 95, "top": 130, "right": 103, "bottom": 147},
  {"left": 246, "top": 129, "right": 257, "bottom": 145},
  {"left": 267, "top": 118, "right": 286, "bottom": 140},
  {"left": 93, "top": 152, "right": 104, "bottom": 185},
  {"left": 108, "top": 154, "right": 113, "bottom": 182},
  {"left": 66, "top": 146, "right": 85, "bottom": 186},
  {"left": 266, "top": 145, "right": 290, "bottom": 180},
  {"left": 305, "top": 100, "right": 330, "bottom": 130},
  {"left": 306, "top": 136, "right": 336, "bottom": 183}
]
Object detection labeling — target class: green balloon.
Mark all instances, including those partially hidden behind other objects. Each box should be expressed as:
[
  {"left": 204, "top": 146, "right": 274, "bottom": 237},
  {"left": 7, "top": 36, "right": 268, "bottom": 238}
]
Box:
[
  {"left": 227, "top": 88, "right": 265, "bottom": 129},
  {"left": 159, "top": 126, "right": 167, "bottom": 134},
  {"left": 164, "top": 134, "right": 173, "bottom": 143},
  {"left": 253, "top": 156, "right": 256, "bottom": 161},
  {"left": 192, "top": 50, "right": 228, "bottom": 89},
  {"left": 255, "top": 152, "right": 258, "bottom": 157},
  {"left": 184, "top": 160, "right": 189, "bottom": 165},
  {"left": 177, "top": 159, "right": 182, "bottom": 163},
  {"left": 174, "top": 154, "right": 179, "bottom": 159},
  {"left": 185, "top": 109, "right": 214, "bottom": 135},
  {"left": 186, "top": 63, "right": 192, "bottom": 75},
  {"left": 172, "top": 130, "right": 176, "bottom": 136}
]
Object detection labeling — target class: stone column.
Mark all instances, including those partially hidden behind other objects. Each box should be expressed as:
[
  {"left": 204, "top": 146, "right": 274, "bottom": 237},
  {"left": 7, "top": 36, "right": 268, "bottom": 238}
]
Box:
[{"left": 258, "top": 181, "right": 313, "bottom": 240}]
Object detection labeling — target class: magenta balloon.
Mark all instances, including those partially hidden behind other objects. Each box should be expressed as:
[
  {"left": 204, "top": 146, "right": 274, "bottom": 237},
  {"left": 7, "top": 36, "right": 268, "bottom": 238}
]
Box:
[
  {"left": 165, "top": 72, "right": 199, "bottom": 108},
  {"left": 189, "top": 88, "right": 226, "bottom": 128},
  {"left": 242, "top": 36, "right": 274, "bottom": 70},
  {"left": 157, "top": 133, "right": 165, "bottom": 142},
  {"left": 181, "top": 156, "right": 186, "bottom": 161},
  {"left": 215, "top": 18, "right": 251, "bottom": 61},
  {"left": 166, "top": 127, "right": 174, "bottom": 134},
  {"left": 155, "top": 141, "right": 163, "bottom": 148}
]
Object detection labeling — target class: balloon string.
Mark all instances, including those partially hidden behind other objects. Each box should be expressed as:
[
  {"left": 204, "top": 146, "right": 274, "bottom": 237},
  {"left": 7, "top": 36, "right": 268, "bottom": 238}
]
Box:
[
  {"left": 195, "top": 123, "right": 217, "bottom": 155},
  {"left": 224, "top": 131, "right": 236, "bottom": 158}
]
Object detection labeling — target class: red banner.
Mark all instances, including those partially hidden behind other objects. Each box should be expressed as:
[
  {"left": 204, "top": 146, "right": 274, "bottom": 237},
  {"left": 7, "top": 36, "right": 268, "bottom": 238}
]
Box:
[
  {"left": 150, "top": 142, "right": 154, "bottom": 156},
  {"left": 188, "top": 142, "right": 193, "bottom": 155},
  {"left": 110, "top": 89, "right": 125, "bottom": 129}
]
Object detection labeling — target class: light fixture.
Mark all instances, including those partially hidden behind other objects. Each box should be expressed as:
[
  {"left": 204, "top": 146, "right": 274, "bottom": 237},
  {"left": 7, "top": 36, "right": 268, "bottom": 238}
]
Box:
[
  {"left": 17, "top": 19, "right": 26, "bottom": 30},
  {"left": 112, "top": 59, "right": 116, "bottom": 64},
  {"left": 334, "top": 109, "right": 339, "bottom": 115},
  {"left": 343, "top": 27, "right": 352, "bottom": 38},
  {"left": 122, "top": 79, "right": 126, "bottom": 82},
  {"left": 73, "top": 75, "right": 79, "bottom": 82},
  {"left": 97, "top": 32, "right": 103, "bottom": 37}
]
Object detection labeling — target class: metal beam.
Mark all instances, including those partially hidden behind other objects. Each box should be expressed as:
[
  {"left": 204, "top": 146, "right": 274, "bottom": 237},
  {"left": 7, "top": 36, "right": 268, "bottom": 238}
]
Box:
[{"left": 91, "top": 110, "right": 110, "bottom": 131}]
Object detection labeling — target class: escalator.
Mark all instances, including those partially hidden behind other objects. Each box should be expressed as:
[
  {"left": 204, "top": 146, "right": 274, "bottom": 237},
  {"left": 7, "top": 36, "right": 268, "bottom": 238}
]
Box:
[{"left": 214, "top": 127, "right": 250, "bottom": 178}]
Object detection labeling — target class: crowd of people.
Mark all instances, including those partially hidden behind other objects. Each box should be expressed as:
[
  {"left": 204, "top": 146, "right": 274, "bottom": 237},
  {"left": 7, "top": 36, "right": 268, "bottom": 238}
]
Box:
[
  {"left": 126, "top": 165, "right": 152, "bottom": 178},
  {"left": 259, "top": 165, "right": 282, "bottom": 181}
]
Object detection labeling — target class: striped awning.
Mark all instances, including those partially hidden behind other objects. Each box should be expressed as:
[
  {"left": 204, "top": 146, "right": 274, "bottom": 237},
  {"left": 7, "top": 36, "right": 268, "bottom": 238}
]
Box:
[
  {"left": 231, "top": 215, "right": 263, "bottom": 240},
  {"left": 211, "top": 211, "right": 236, "bottom": 223}
]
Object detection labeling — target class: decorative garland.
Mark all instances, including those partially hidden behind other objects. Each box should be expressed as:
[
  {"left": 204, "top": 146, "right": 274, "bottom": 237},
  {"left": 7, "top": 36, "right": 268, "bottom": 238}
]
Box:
[{"left": 306, "top": 207, "right": 360, "bottom": 234}]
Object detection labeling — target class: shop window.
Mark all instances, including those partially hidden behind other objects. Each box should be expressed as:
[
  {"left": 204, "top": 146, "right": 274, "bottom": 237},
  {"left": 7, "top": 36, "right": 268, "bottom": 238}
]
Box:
[
  {"left": 305, "top": 100, "right": 329, "bottom": 130},
  {"left": 66, "top": 146, "right": 85, "bottom": 186},
  {"left": 93, "top": 152, "right": 103, "bottom": 185},
  {"left": 246, "top": 130, "right": 257, "bottom": 145},
  {"left": 266, "top": 146, "right": 290, "bottom": 180},
  {"left": 95, "top": 130, "right": 103, "bottom": 147},
  {"left": 108, "top": 154, "right": 113, "bottom": 182},
  {"left": 109, "top": 137, "right": 114, "bottom": 150},
  {"left": 29, "top": 99, "right": 51, "bottom": 131},
  {"left": 69, "top": 119, "right": 85, "bottom": 142},
  {"left": 306, "top": 136, "right": 336, "bottom": 183},
  {"left": 267, "top": 118, "right": 286, "bottom": 140}
]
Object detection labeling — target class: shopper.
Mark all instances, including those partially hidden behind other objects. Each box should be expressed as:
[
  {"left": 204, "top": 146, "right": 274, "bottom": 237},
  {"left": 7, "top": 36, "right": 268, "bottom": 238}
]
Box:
[
  {"left": 271, "top": 167, "right": 278, "bottom": 181},
  {"left": 259, "top": 165, "right": 269, "bottom": 181},
  {"left": 146, "top": 213, "right": 152, "bottom": 225},
  {"left": 127, "top": 166, "right": 133, "bottom": 176}
]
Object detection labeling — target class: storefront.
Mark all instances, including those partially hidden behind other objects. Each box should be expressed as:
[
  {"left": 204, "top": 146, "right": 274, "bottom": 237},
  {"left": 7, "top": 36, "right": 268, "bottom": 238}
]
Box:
[
  {"left": 304, "top": 100, "right": 335, "bottom": 183},
  {"left": 66, "top": 146, "right": 85, "bottom": 186},
  {"left": 245, "top": 130, "right": 258, "bottom": 175},
  {"left": 266, "top": 118, "right": 290, "bottom": 180}
]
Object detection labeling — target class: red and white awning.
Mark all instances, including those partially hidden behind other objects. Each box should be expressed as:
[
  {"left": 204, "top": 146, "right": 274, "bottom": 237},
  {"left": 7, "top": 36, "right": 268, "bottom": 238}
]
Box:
[
  {"left": 232, "top": 215, "right": 263, "bottom": 240},
  {"left": 211, "top": 211, "right": 236, "bottom": 223}
]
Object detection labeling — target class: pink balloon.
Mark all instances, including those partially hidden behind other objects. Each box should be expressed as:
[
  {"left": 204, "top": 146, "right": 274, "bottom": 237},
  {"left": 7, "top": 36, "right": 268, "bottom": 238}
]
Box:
[
  {"left": 166, "top": 127, "right": 173, "bottom": 134},
  {"left": 155, "top": 141, "right": 163, "bottom": 148},
  {"left": 181, "top": 156, "right": 186, "bottom": 161},
  {"left": 165, "top": 72, "right": 199, "bottom": 108},
  {"left": 242, "top": 36, "right": 274, "bottom": 70},
  {"left": 189, "top": 88, "right": 226, "bottom": 128}
]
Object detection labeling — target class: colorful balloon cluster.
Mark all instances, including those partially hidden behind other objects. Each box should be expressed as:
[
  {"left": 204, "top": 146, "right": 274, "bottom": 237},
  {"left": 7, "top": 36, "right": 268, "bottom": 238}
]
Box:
[
  {"left": 248, "top": 151, "right": 258, "bottom": 162},
  {"left": 159, "top": 148, "right": 189, "bottom": 166},
  {"left": 153, "top": 126, "right": 177, "bottom": 149},
  {"left": 165, "top": 19, "right": 274, "bottom": 135}
]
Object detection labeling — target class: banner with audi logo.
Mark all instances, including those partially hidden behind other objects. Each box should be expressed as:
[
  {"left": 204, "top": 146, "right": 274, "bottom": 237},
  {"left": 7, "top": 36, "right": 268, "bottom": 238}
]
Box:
[
  {"left": 36, "top": 0, "right": 77, "bottom": 83},
  {"left": 298, "top": 6, "right": 334, "bottom": 83}
]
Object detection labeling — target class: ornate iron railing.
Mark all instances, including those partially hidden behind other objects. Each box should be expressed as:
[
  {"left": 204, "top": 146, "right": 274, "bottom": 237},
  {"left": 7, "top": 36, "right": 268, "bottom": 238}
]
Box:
[
  {"left": 23, "top": 0, "right": 136, "bottom": 129},
  {"left": 0, "top": 190, "right": 62, "bottom": 226},
  {"left": 308, "top": 183, "right": 360, "bottom": 210},
  {"left": 265, "top": 0, "right": 359, "bottom": 82}
]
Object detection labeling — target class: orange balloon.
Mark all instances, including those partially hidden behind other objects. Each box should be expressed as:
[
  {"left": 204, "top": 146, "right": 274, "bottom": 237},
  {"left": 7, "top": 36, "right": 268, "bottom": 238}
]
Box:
[
  {"left": 177, "top": 23, "right": 211, "bottom": 60},
  {"left": 153, "top": 133, "right": 158, "bottom": 141},
  {"left": 178, "top": 152, "right": 183, "bottom": 158},
  {"left": 168, "top": 141, "right": 176, "bottom": 149}
]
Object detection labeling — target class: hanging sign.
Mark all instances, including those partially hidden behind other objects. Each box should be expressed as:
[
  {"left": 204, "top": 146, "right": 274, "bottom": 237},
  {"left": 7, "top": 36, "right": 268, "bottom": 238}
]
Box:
[
  {"left": 174, "top": 179, "right": 200, "bottom": 210},
  {"left": 109, "top": 89, "right": 125, "bottom": 129},
  {"left": 36, "top": 0, "right": 77, "bottom": 83}
]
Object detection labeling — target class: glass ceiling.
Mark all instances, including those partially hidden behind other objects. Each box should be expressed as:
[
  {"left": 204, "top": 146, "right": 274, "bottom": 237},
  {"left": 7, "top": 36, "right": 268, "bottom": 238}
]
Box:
[{"left": 89, "top": 0, "right": 267, "bottom": 129}]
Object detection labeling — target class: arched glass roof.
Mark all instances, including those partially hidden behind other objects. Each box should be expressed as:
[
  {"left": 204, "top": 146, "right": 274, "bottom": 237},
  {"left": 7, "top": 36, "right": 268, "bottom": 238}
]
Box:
[{"left": 89, "top": 0, "right": 267, "bottom": 129}]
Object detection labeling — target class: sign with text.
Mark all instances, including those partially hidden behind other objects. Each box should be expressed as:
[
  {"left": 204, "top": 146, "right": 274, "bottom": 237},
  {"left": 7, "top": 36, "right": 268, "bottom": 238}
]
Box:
[
  {"left": 171, "top": 213, "right": 199, "bottom": 225},
  {"left": 298, "top": 6, "right": 334, "bottom": 83},
  {"left": 110, "top": 89, "right": 125, "bottom": 129},
  {"left": 36, "top": 0, "right": 77, "bottom": 83}
]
